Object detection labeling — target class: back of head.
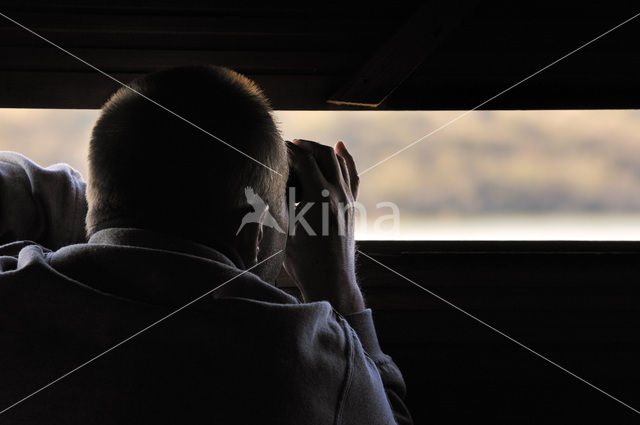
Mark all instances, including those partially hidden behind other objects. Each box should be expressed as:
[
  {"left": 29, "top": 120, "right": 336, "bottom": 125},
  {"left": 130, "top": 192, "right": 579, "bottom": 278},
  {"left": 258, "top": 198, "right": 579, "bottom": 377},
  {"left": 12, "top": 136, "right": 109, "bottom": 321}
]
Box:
[{"left": 86, "top": 66, "right": 287, "bottom": 247}]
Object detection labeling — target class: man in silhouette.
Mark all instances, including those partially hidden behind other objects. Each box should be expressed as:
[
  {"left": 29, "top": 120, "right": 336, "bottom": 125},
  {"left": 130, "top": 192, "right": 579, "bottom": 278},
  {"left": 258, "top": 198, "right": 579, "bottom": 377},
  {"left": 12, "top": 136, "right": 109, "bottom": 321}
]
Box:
[{"left": 0, "top": 65, "right": 412, "bottom": 424}]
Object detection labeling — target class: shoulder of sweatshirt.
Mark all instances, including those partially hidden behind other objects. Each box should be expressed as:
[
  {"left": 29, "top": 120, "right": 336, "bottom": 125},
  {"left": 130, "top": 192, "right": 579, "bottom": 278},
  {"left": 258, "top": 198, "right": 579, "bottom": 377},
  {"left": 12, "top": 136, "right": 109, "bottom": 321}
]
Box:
[
  {"left": 0, "top": 237, "right": 382, "bottom": 355},
  {"left": 0, "top": 239, "right": 382, "bottom": 370},
  {"left": 0, "top": 151, "right": 88, "bottom": 250}
]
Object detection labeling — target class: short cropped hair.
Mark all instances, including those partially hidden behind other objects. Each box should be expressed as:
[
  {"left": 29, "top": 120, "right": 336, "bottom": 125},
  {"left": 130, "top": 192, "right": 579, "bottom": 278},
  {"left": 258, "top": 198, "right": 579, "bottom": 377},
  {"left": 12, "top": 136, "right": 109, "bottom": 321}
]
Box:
[{"left": 86, "top": 65, "right": 287, "bottom": 244}]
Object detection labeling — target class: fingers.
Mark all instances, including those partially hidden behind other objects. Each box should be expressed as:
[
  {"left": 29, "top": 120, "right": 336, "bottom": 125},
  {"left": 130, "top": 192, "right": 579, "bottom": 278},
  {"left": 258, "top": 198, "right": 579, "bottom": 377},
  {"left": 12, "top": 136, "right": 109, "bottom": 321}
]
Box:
[
  {"left": 335, "top": 141, "right": 359, "bottom": 200},
  {"left": 286, "top": 141, "right": 327, "bottom": 201},
  {"left": 288, "top": 139, "right": 360, "bottom": 202},
  {"left": 336, "top": 153, "right": 349, "bottom": 187},
  {"left": 292, "top": 139, "right": 342, "bottom": 185}
]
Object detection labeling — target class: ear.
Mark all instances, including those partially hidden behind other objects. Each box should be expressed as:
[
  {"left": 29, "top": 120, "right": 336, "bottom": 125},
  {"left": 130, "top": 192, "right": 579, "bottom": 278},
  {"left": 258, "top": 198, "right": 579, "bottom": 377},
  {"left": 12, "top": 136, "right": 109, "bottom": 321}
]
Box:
[{"left": 234, "top": 208, "right": 267, "bottom": 268}]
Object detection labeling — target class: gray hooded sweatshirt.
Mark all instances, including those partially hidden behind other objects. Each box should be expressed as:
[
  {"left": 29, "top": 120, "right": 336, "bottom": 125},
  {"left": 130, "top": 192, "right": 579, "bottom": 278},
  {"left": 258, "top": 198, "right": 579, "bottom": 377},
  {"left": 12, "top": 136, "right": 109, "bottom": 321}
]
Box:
[{"left": 0, "top": 152, "right": 412, "bottom": 424}]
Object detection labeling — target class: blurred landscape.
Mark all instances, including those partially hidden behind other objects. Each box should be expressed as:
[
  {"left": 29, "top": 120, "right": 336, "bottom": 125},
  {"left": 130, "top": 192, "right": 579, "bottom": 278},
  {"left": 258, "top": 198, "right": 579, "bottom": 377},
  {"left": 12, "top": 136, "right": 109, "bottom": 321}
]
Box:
[{"left": 2, "top": 108, "right": 639, "bottom": 239}]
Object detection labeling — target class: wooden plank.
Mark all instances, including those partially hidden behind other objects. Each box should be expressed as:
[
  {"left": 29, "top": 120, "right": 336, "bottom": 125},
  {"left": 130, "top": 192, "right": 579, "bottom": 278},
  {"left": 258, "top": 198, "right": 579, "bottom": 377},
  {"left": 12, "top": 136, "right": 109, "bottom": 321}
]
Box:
[
  {"left": 0, "top": 46, "right": 353, "bottom": 74},
  {"left": 0, "top": 2, "right": 418, "bottom": 19},
  {"left": 7, "top": 67, "right": 638, "bottom": 109},
  {"left": 0, "top": 71, "right": 340, "bottom": 109},
  {"left": 0, "top": 12, "right": 391, "bottom": 36},
  {"left": 357, "top": 240, "right": 640, "bottom": 254},
  {"left": 359, "top": 287, "right": 640, "bottom": 312},
  {"left": 327, "top": 1, "right": 476, "bottom": 107},
  {"left": 0, "top": 24, "right": 391, "bottom": 52}
]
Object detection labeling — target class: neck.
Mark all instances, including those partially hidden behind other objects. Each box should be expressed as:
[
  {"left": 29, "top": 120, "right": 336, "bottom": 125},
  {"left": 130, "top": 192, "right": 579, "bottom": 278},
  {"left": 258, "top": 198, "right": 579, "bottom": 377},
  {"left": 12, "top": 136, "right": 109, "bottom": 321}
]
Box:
[{"left": 88, "top": 227, "right": 246, "bottom": 269}]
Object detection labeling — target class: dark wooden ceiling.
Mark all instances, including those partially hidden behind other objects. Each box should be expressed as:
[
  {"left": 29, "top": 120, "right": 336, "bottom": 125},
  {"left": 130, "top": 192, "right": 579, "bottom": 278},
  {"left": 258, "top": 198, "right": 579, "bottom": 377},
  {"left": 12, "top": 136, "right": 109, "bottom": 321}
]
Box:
[{"left": 0, "top": 1, "right": 638, "bottom": 110}]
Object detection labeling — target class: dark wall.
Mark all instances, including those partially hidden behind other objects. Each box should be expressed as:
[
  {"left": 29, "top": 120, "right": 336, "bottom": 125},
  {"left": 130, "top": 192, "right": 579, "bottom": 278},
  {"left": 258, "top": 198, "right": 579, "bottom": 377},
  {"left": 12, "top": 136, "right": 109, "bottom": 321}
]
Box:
[{"left": 1, "top": 1, "right": 639, "bottom": 110}]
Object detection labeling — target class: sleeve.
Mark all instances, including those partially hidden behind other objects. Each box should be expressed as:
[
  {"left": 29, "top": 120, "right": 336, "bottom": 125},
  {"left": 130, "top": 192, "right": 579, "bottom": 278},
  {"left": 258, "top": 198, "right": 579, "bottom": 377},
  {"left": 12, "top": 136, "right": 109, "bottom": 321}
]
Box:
[
  {"left": 341, "top": 308, "right": 413, "bottom": 425},
  {"left": 0, "top": 152, "right": 87, "bottom": 250}
]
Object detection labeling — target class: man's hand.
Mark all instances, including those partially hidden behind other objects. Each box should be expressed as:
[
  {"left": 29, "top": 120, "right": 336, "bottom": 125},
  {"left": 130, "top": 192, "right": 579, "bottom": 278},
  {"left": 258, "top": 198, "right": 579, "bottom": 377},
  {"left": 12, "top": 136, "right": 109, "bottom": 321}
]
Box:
[{"left": 284, "top": 139, "right": 364, "bottom": 315}]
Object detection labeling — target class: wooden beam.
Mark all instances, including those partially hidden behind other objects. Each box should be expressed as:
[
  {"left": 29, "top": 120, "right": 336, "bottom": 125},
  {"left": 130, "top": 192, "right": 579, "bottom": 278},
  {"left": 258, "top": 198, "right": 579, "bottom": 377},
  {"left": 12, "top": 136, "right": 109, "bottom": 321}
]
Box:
[
  {"left": 2, "top": 69, "right": 639, "bottom": 110},
  {"left": 0, "top": 71, "right": 339, "bottom": 109},
  {"left": 327, "top": 1, "right": 476, "bottom": 107},
  {"left": 0, "top": 47, "right": 350, "bottom": 74}
]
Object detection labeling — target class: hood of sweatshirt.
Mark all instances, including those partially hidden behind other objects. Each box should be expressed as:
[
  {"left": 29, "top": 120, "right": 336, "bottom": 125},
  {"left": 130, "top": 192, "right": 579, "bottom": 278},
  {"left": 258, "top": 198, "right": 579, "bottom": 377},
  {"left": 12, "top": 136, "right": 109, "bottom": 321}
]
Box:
[{"left": 0, "top": 228, "right": 350, "bottom": 424}]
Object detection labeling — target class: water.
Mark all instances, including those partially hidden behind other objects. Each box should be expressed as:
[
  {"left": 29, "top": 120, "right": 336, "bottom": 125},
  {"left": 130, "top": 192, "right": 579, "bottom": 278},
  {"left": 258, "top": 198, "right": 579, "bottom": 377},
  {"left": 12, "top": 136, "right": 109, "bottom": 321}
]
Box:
[{"left": 355, "top": 214, "right": 640, "bottom": 240}]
